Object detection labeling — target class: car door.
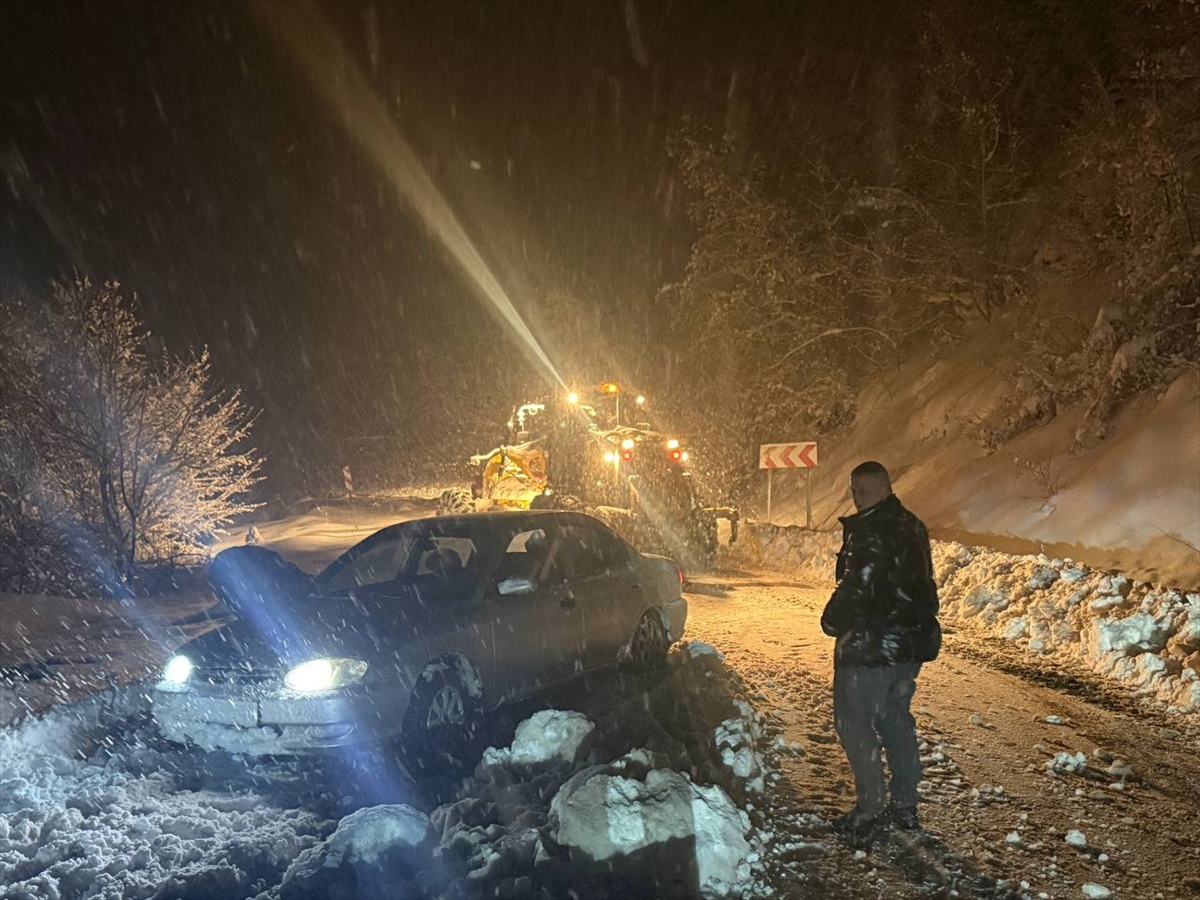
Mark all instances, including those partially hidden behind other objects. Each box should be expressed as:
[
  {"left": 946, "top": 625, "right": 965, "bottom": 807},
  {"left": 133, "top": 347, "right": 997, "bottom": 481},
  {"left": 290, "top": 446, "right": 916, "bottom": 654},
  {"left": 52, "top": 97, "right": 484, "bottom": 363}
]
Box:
[
  {"left": 559, "top": 519, "right": 639, "bottom": 670},
  {"left": 488, "top": 524, "right": 586, "bottom": 701}
]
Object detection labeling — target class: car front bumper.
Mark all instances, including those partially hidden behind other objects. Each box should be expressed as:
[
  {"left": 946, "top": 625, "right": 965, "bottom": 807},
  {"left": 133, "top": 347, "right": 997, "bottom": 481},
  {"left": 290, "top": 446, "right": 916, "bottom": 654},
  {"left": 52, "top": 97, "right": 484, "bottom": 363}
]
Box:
[{"left": 152, "top": 682, "right": 407, "bottom": 755}]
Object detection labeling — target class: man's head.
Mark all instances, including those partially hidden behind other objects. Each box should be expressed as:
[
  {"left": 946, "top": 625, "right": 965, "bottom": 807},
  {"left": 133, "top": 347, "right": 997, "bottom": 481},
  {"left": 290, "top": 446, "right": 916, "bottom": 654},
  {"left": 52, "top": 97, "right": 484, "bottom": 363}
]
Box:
[{"left": 849, "top": 460, "right": 892, "bottom": 512}]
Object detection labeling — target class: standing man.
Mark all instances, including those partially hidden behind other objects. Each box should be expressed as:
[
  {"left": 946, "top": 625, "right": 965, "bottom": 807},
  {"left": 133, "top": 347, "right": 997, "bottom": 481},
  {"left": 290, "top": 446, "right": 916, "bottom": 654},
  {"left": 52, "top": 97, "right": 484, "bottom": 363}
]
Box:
[{"left": 821, "top": 461, "right": 941, "bottom": 844}]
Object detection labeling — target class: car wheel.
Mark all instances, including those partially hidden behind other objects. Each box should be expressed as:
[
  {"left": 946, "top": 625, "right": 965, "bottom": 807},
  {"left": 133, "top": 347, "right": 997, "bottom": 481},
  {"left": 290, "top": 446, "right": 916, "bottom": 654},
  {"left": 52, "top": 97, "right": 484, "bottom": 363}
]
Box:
[
  {"left": 437, "top": 487, "right": 474, "bottom": 516},
  {"left": 399, "top": 668, "right": 482, "bottom": 775},
  {"left": 629, "top": 610, "right": 669, "bottom": 672}
]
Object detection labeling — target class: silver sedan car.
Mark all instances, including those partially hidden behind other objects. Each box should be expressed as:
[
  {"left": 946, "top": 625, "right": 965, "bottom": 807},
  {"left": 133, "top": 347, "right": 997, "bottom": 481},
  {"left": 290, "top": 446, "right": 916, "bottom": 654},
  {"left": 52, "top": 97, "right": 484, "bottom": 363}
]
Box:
[{"left": 153, "top": 511, "right": 687, "bottom": 765}]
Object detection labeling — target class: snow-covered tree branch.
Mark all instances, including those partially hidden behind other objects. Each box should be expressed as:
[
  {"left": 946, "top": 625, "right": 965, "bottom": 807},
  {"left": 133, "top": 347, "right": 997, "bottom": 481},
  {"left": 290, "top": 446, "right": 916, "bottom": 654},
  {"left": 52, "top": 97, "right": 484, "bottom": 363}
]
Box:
[{"left": 0, "top": 278, "right": 261, "bottom": 594}]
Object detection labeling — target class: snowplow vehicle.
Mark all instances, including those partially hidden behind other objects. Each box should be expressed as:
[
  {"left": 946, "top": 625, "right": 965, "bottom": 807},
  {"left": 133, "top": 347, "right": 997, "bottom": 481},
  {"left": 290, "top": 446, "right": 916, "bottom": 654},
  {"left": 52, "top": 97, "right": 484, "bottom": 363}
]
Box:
[{"left": 438, "top": 383, "right": 737, "bottom": 569}]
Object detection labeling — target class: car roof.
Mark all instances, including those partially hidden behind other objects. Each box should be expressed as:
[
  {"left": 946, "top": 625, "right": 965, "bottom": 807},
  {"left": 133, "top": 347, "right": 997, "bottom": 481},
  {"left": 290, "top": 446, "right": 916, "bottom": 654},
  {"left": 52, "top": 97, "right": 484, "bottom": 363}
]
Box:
[
  {"left": 422, "top": 509, "right": 599, "bottom": 529},
  {"left": 319, "top": 510, "right": 607, "bottom": 576}
]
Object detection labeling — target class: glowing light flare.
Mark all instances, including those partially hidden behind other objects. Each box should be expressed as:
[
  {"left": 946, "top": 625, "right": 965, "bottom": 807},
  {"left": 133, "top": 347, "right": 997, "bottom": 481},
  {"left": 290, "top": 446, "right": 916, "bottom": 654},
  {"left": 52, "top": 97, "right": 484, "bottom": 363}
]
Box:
[
  {"left": 635, "top": 395, "right": 646, "bottom": 405},
  {"left": 250, "top": 0, "right": 564, "bottom": 388},
  {"left": 567, "top": 392, "right": 580, "bottom": 405},
  {"left": 621, "top": 438, "right": 636, "bottom": 450},
  {"left": 601, "top": 382, "right": 620, "bottom": 394},
  {"left": 665, "top": 438, "right": 680, "bottom": 450},
  {"left": 681, "top": 451, "right": 689, "bottom": 462},
  {"left": 162, "top": 654, "right": 193, "bottom": 684},
  {"left": 285, "top": 657, "right": 369, "bottom": 692}
]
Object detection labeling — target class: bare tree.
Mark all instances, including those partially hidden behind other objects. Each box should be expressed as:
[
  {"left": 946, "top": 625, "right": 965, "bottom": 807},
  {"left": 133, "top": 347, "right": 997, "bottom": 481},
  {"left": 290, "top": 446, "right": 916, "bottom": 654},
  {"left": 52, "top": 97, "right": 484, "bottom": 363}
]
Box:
[{"left": 0, "top": 279, "right": 261, "bottom": 592}]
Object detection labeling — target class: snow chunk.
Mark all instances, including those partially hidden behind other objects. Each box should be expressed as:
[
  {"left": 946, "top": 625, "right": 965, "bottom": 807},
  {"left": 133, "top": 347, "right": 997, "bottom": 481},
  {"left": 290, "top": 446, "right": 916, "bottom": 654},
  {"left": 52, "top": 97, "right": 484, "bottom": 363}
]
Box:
[
  {"left": 1028, "top": 566, "right": 1060, "bottom": 591},
  {"left": 1081, "top": 884, "right": 1112, "bottom": 899},
  {"left": 481, "top": 709, "right": 595, "bottom": 768},
  {"left": 1065, "top": 829, "right": 1087, "bottom": 848},
  {"left": 280, "top": 805, "right": 432, "bottom": 900},
  {"left": 713, "top": 699, "right": 767, "bottom": 791},
  {"left": 1002, "top": 617, "right": 1028, "bottom": 640},
  {"left": 550, "top": 766, "right": 752, "bottom": 899},
  {"left": 1046, "top": 751, "right": 1088, "bottom": 774},
  {"left": 686, "top": 641, "right": 726, "bottom": 661},
  {"left": 1090, "top": 613, "right": 1170, "bottom": 656}
]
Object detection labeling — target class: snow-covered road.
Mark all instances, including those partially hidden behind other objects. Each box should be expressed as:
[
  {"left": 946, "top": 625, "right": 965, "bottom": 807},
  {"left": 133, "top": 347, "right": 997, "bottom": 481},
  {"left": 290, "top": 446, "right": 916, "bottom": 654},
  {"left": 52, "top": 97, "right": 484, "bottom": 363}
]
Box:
[{"left": 681, "top": 572, "right": 1200, "bottom": 899}]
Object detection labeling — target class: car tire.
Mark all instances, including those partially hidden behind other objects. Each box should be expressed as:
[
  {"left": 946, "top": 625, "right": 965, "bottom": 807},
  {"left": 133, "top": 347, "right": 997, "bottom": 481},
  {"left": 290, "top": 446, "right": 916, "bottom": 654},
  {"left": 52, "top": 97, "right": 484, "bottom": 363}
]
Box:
[
  {"left": 437, "top": 487, "right": 474, "bottom": 516},
  {"left": 629, "top": 610, "right": 669, "bottom": 673},
  {"left": 398, "top": 667, "right": 482, "bottom": 775}
]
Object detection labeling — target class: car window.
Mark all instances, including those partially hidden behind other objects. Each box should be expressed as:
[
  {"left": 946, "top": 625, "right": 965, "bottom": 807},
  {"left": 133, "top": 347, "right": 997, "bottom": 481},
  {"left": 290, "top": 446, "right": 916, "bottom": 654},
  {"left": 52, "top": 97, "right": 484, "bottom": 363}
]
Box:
[
  {"left": 495, "top": 527, "right": 552, "bottom": 585},
  {"left": 319, "top": 532, "right": 413, "bottom": 593},
  {"left": 558, "top": 525, "right": 614, "bottom": 579},
  {"left": 584, "top": 521, "right": 630, "bottom": 568},
  {"left": 414, "top": 536, "right": 478, "bottom": 577}
]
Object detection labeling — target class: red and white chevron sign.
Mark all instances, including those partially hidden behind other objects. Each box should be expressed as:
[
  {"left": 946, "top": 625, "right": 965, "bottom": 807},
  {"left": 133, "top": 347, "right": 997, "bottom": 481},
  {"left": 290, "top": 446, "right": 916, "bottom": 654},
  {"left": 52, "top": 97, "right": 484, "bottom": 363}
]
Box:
[{"left": 759, "top": 441, "right": 818, "bottom": 469}]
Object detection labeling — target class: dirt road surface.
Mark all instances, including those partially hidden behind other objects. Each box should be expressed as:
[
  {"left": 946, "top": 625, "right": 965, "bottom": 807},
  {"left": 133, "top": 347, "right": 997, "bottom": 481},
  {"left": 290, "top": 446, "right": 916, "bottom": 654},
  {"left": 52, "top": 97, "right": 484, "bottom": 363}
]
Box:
[{"left": 684, "top": 571, "right": 1200, "bottom": 899}]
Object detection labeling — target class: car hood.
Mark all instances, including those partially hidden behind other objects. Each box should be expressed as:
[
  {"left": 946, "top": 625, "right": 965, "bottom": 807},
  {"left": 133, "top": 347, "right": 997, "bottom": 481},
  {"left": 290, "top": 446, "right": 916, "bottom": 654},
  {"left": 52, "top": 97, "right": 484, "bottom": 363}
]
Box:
[
  {"left": 185, "top": 545, "right": 442, "bottom": 672},
  {"left": 177, "top": 594, "right": 382, "bottom": 669}
]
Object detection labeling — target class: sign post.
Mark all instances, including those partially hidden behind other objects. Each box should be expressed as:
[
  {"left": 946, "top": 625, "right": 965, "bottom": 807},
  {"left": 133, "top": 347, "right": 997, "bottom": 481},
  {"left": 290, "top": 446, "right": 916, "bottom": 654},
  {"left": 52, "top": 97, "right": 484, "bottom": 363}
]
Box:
[
  {"left": 806, "top": 467, "right": 812, "bottom": 530},
  {"left": 758, "top": 442, "right": 818, "bottom": 528},
  {"left": 343, "top": 465, "right": 354, "bottom": 499},
  {"left": 766, "top": 468, "right": 773, "bottom": 524}
]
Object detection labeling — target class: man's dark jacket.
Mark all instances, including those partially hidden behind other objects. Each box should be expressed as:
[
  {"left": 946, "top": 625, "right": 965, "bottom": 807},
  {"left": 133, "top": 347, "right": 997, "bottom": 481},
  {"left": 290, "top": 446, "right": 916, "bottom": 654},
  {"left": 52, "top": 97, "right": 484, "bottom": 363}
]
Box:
[{"left": 821, "top": 493, "right": 942, "bottom": 668}]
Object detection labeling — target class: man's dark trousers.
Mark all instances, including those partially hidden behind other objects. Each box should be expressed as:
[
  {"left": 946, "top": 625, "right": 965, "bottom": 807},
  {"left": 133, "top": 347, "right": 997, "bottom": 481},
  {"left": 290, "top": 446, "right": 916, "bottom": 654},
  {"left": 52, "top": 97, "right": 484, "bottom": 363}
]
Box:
[{"left": 833, "top": 662, "right": 923, "bottom": 816}]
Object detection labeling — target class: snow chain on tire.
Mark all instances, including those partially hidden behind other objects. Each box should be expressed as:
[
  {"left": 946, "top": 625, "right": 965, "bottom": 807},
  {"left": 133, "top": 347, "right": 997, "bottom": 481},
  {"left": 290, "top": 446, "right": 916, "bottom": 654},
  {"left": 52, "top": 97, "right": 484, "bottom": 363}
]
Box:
[{"left": 437, "top": 487, "right": 474, "bottom": 516}]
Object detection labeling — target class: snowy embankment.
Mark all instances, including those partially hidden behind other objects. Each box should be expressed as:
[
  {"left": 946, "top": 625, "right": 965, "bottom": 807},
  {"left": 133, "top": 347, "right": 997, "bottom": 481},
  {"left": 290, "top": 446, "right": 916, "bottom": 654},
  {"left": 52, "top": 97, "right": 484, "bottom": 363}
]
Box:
[
  {"left": 0, "top": 643, "right": 795, "bottom": 900},
  {"left": 724, "top": 522, "right": 1200, "bottom": 719}
]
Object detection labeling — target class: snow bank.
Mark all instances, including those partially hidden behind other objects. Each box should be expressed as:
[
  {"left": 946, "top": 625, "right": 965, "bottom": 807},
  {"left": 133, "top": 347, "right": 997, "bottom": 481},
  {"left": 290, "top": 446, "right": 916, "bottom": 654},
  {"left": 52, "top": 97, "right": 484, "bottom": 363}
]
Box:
[
  {"left": 725, "top": 522, "right": 1200, "bottom": 718},
  {"left": 935, "top": 543, "right": 1199, "bottom": 715},
  {"left": 720, "top": 522, "right": 839, "bottom": 586},
  {"left": 0, "top": 702, "right": 332, "bottom": 900}
]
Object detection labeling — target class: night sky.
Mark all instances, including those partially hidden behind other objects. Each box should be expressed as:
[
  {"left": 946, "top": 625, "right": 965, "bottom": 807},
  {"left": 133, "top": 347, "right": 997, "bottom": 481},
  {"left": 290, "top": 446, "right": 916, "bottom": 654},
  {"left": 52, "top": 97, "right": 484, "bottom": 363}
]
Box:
[{"left": 2, "top": 0, "right": 904, "bottom": 481}]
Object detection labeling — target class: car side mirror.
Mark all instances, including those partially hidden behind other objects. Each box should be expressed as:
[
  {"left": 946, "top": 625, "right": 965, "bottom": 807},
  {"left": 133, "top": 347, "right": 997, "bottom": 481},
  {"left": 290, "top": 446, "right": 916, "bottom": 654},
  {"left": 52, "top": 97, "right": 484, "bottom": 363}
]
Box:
[{"left": 497, "top": 576, "right": 536, "bottom": 596}]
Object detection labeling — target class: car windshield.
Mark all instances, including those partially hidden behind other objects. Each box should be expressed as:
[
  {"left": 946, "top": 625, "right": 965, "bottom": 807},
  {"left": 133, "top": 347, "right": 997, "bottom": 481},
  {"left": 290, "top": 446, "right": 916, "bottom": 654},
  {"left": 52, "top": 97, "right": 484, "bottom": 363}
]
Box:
[{"left": 314, "top": 521, "right": 487, "bottom": 594}]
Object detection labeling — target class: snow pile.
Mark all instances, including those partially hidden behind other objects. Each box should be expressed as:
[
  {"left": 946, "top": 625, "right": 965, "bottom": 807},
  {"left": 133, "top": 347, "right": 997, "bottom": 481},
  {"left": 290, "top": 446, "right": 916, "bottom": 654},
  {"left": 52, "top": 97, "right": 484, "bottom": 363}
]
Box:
[
  {"left": 417, "top": 645, "right": 771, "bottom": 898},
  {"left": 933, "top": 543, "right": 1200, "bottom": 715},
  {"left": 726, "top": 521, "right": 1200, "bottom": 717},
  {"left": 0, "top": 704, "right": 332, "bottom": 900},
  {"left": 480, "top": 709, "right": 594, "bottom": 768},
  {"left": 279, "top": 805, "right": 432, "bottom": 900}
]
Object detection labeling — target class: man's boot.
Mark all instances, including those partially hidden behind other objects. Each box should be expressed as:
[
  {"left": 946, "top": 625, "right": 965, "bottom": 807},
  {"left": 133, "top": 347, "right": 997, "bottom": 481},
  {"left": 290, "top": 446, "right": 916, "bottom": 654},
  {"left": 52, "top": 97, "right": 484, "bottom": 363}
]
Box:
[
  {"left": 832, "top": 807, "right": 882, "bottom": 848},
  {"left": 886, "top": 801, "right": 920, "bottom": 831}
]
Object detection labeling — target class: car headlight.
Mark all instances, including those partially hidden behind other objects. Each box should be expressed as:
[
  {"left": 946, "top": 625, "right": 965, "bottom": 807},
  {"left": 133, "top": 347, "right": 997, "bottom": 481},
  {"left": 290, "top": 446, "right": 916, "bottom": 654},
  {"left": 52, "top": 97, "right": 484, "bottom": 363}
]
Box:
[
  {"left": 162, "top": 654, "right": 194, "bottom": 684},
  {"left": 284, "top": 658, "right": 369, "bottom": 692}
]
